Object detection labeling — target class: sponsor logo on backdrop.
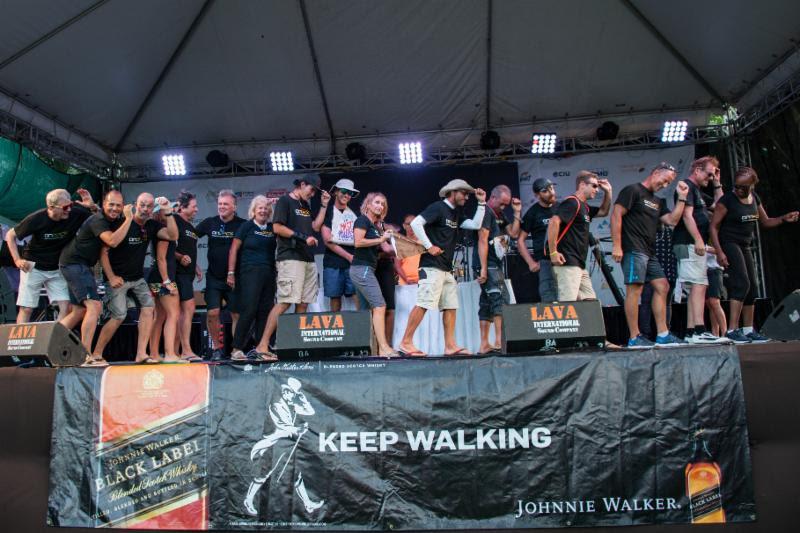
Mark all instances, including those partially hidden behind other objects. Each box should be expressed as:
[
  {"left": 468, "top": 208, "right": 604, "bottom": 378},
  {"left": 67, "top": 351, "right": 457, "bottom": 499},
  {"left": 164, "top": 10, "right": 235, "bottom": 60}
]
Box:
[
  {"left": 553, "top": 171, "right": 571, "bottom": 177},
  {"left": 514, "top": 496, "right": 680, "bottom": 518},
  {"left": 244, "top": 377, "right": 325, "bottom": 518},
  {"left": 299, "top": 313, "right": 345, "bottom": 343}
]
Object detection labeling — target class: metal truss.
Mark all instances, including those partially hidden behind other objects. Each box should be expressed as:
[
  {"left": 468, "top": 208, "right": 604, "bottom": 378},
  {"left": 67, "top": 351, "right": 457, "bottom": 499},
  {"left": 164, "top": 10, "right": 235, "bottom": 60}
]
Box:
[
  {"left": 736, "top": 67, "right": 800, "bottom": 135},
  {"left": 0, "top": 108, "right": 112, "bottom": 178},
  {"left": 122, "top": 124, "right": 730, "bottom": 182}
]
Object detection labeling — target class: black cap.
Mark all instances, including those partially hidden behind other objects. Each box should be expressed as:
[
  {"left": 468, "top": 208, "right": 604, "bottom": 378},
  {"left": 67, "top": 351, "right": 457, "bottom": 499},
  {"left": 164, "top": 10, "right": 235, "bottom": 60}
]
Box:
[
  {"left": 293, "top": 175, "right": 321, "bottom": 189},
  {"left": 532, "top": 178, "right": 554, "bottom": 193}
]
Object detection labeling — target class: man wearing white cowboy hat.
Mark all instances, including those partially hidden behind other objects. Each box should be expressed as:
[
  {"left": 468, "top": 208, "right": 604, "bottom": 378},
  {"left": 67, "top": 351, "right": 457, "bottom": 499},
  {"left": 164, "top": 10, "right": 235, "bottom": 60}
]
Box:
[
  {"left": 321, "top": 178, "right": 360, "bottom": 312},
  {"left": 398, "top": 179, "right": 487, "bottom": 356}
]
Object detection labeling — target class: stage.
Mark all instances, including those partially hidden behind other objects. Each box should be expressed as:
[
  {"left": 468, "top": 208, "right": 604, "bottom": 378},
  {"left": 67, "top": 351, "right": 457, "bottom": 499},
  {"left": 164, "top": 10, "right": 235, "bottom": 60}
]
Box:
[{"left": 1, "top": 342, "right": 798, "bottom": 532}]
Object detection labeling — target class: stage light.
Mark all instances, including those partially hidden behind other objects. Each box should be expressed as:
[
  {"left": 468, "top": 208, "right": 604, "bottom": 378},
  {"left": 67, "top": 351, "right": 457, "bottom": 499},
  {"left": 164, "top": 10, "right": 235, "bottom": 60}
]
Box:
[
  {"left": 269, "top": 151, "right": 294, "bottom": 172},
  {"left": 661, "top": 120, "right": 688, "bottom": 142},
  {"left": 162, "top": 153, "right": 186, "bottom": 176},
  {"left": 531, "top": 133, "right": 557, "bottom": 154},
  {"left": 398, "top": 142, "right": 423, "bottom": 165}
]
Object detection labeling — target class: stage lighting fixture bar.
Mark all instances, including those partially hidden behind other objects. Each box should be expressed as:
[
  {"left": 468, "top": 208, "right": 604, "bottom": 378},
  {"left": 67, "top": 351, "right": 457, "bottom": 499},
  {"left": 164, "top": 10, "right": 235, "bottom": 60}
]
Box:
[
  {"left": 270, "top": 151, "right": 295, "bottom": 172},
  {"left": 162, "top": 153, "right": 186, "bottom": 176},
  {"left": 531, "top": 133, "right": 557, "bottom": 154},
  {"left": 398, "top": 142, "right": 423, "bottom": 164},
  {"left": 661, "top": 120, "right": 688, "bottom": 142}
]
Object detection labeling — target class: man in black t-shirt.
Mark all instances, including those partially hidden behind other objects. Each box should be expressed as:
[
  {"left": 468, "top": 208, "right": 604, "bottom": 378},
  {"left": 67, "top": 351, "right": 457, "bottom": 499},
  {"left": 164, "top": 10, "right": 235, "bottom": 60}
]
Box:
[
  {"left": 518, "top": 178, "right": 558, "bottom": 302},
  {"left": 611, "top": 163, "right": 689, "bottom": 348},
  {"left": 321, "top": 178, "right": 360, "bottom": 312},
  {"left": 195, "top": 189, "right": 245, "bottom": 360},
  {"left": 474, "top": 185, "right": 521, "bottom": 354},
  {"left": 4, "top": 188, "right": 96, "bottom": 323},
  {"left": 92, "top": 193, "right": 178, "bottom": 362},
  {"left": 253, "top": 176, "right": 330, "bottom": 359},
  {"left": 58, "top": 190, "right": 134, "bottom": 362},
  {"left": 671, "top": 156, "right": 728, "bottom": 344},
  {"left": 398, "top": 179, "right": 486, "bottom": 357},
  {"left": 174, "top": 190, "right": 203, "bottom": 360},
  {"left": 548, "top": 171, "right": 612, "bottom": 302}
]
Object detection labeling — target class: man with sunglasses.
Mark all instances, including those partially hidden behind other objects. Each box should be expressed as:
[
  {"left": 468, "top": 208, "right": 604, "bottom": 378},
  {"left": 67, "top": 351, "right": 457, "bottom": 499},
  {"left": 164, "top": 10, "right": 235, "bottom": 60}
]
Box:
[
  {"left": 671, "top": 156, "right": 728, "bottom": 344},
  {"left": 548, "top": 171, "right": 612, "bottom": 302},
  {"left": 398, "top": 179, "right": 486, "bottom": 357},
  {"left": 4, "top": 188, "right": 96, "bottom": 324},
  {"left": 321, "top": 179, "right": 360, "bottom": 312},
  {"left": 611, "top": 162, "right": 690, "bottom": 348}
]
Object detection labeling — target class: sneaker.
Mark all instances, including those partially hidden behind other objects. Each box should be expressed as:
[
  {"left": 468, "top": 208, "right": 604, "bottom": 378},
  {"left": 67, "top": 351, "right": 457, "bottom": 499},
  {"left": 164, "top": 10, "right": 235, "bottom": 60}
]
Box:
[
  {"left": 746, "top": 330, "right": 770, "bottom": 343},
  {"left": 725, "top": 328, "right": 753, "bottom": 344},
  {"left": 725, "top": 329, "right": 751, "bottom": 344},
  {"left": 210, "top": 348, "right": 226, "bottom": 361},
  {"left": 627, "top": 335, "right": 655, "bottom": 350},
  {"left": 655, "top": 332, "right": 688, "bottom": 347},
  {"left": 688, "top": 331, "right": 732, "bottom": 345}
]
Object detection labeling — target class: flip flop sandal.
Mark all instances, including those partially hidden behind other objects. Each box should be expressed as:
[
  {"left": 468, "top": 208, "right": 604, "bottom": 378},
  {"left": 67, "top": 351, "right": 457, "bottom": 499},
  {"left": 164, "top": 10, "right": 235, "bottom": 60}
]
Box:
[
  {"left": 445, "top": 348, "right": 472, "bottom": 356},
  {"left": 398, "top": 350, "right": 426, "bottom": 358},
  {"left": 180, "top": 354, "right": 203, "bottom": 362},
  {"left": 135, "top": 357, "right": 160, "bottom": 364},
  {"left": 231, "top": 350, "right": 249, "bottom": 361},
  {"left": 82, "top": 355, "right": 109, "bottom": 367},
  {"left": 256, "top": 351, "right": 279, "bottom": 362}
]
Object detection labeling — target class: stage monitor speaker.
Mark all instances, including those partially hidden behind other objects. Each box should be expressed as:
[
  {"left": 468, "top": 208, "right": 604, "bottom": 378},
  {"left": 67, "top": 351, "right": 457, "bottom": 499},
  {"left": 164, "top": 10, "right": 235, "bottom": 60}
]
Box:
[
  {"left": 0, "top": 321, "right": 88, "bottom": 367},
  {"left": 503, "top": 300, "right": 606, "bottom": 353},
  {"left": 275, "top": 311, "right": 373, "bottom": 360},
  {"left": 760, "top": 290, "right": 800, "bottom": 341}
]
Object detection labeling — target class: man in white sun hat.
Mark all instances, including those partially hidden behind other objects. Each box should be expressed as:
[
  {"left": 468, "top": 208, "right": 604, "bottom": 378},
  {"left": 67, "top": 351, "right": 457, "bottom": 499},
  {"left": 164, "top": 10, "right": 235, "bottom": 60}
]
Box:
[{"left": 398, "top": 179, "right": 486, "bottom": 357}]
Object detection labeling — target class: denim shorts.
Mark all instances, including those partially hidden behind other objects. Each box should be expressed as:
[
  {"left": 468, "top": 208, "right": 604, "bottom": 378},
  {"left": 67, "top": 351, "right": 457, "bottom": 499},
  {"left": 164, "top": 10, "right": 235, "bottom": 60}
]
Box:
[
  {"left": 59, "top": 264, "right": 100, "bottom": 305},
  {"left": 323, "top": 266, "right": 355, "bottom": 298}
]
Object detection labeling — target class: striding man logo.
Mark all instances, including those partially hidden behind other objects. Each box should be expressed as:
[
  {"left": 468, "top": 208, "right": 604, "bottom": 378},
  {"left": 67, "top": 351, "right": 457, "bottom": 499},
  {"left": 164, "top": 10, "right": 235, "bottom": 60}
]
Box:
[{"left": 243, "top": 377, "right": 325, "bottom": 517}]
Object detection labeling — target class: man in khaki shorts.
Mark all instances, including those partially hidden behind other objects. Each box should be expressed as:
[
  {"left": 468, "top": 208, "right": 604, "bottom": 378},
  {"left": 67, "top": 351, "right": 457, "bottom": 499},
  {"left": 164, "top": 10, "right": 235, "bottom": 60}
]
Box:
[
  {"left": 398, "top": 179, "right": 486, "bottom": 356},
  {"left": 547, "top": 171, "right": 612, "bottom": 301},
  {"left": 253, "top": 176, "right": 330, "bottom": 359}
]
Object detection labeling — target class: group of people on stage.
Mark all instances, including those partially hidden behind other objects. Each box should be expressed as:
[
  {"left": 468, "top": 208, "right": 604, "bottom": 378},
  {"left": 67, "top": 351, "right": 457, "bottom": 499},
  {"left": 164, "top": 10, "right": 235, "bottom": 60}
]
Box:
[{"left": 3, "top": 155, "right": 797, "bottom": 364}]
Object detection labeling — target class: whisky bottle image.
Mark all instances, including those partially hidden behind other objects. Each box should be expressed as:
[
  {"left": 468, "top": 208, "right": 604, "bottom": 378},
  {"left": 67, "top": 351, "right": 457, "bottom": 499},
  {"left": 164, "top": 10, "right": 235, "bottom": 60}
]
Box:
[{"left": 685, "top": 429, "right": 726, "bottom": 523}]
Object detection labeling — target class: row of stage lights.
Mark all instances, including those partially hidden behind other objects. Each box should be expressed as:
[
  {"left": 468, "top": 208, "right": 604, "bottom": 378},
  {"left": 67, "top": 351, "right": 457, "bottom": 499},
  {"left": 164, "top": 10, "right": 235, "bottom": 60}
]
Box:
[{"left": 160, "top": 121, "right": 690, "bottom": 175}]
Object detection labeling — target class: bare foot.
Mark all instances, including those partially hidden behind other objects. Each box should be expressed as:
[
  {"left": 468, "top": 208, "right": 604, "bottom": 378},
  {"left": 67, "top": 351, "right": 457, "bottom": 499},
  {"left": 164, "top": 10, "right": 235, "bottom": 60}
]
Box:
[{"left": 163, "top": 354, "right": 181, "bottom": 362}]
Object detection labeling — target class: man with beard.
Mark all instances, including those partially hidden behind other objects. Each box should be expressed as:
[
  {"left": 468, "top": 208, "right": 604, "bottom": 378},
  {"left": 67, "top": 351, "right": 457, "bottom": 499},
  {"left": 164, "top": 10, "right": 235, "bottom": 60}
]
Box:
[
  {"left": 474, "top": 185, "right": 522, "bottom": 354},
  {"left": 92, "top": 193, "right": 178, "bottom": 362},
  {"left": 196, "top": 189, "right": 246, "bottom": 360},
  {"left": 321, "top": 179, "right": 360, "bottom": 311},
  {"left": 58, "top": 190, "right": 134, "bottom": 363},
  {"left": 398, "top": 179, "right": 486, "bottom": 357},
  {"left": 518, "top": 178, "right": 558, "bottom": 302},
  {"left": 5, "top": 188, "right": 96, "bottom": 323}
]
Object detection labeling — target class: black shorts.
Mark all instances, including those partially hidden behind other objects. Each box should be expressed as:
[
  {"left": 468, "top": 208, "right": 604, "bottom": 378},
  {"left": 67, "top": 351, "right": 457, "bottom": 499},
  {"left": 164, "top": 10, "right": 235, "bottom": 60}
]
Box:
[
  {"left": 375, "top": 259, "right": 396, "bottom": 310},
  {"left": 175, "top": 273, "right": 195, "bottom": 302},
  {"left": 707, "top": 268, "right": 725, "bottom": 300},
  {"left": 622, "top": 251, "right": 666, "bottom": 285},
  {"left": 205, "top": 275, "right": 239, "bottom": 312}
]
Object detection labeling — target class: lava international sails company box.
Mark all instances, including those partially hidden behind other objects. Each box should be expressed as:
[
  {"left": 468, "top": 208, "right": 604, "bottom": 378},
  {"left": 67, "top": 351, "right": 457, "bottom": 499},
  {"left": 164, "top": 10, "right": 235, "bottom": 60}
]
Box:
[
  {"left": 502, "top": 301, "right": 606, "bottom": 353},
  {"left": 276, "top": 310, "right": 373, "bottom": 359}
]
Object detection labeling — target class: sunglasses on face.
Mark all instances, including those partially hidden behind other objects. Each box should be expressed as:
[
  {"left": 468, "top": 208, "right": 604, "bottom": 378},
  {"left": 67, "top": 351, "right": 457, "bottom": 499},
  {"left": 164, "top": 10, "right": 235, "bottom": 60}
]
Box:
[
  {"left": 588, "top": 183, "right": 599, "bottom": 189},
  {"left": 50, "top": 202, "right": 72, "bottom": 211},
  {"left": 734, "top": 184, "right": 753, "bottom": 191},
  {"left": 339, "top": 189, "right": 356, "bottom": 196}
]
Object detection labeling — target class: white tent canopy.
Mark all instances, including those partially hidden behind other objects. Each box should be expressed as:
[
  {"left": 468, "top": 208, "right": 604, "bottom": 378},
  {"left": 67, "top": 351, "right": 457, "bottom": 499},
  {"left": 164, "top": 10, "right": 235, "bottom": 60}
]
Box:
[{"left": 1, "top": 0, "right": 799, "bottom": 171}]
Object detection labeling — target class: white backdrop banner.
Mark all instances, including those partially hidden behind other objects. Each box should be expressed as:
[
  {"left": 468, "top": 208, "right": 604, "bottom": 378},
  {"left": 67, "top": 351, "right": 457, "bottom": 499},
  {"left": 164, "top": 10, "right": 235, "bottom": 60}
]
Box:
[
  {"left": 121, "top": 174, "right": 314, "bottom": 289},
  {"left": 517, "top": 145, "right": 695, "bottom": 305}
]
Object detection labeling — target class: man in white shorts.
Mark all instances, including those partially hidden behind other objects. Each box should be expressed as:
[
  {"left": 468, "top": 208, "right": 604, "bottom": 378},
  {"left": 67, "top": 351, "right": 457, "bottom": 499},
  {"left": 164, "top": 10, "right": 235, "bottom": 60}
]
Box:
[
  {"left": 398, "top": 179, "right": 486, "bottom": 357},
  {"left": 4, "top": 188, "right": 96, "bottom": 323}
]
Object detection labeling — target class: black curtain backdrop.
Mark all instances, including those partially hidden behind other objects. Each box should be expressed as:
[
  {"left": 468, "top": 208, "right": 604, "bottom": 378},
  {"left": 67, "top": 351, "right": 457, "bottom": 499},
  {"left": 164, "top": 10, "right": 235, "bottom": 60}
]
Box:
[{"left": 318, "top": 162, "right": 519, "bottom": 226}]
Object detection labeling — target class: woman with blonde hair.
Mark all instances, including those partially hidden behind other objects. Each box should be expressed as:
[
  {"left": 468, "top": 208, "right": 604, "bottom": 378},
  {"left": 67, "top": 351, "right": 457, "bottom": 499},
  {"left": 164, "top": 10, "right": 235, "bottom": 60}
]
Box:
[
  {"left": 227, "top": 195, "right": 277, "bottom": 360},
  {"left": 351, "top": 192, "right": 397, "bottom": 356}
]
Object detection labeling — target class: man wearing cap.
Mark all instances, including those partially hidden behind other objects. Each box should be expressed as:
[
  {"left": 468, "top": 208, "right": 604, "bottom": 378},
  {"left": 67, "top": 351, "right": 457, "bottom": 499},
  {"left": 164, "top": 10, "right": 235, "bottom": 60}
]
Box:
[
  {"left": 321, "top": 179, "right": 359, "bottom": 312},
  {"left": 253, "top": 176, "right": 330, "bottom": 359},
  {"left": 518, "top": 178, "right": 558, "bottom": 302},
  {"left": 5, "top": 188, "right": 96, "bottom": 324},
  {"left": 398, "top": 179, "right": 487, "bottom": 356},
  {"left": 92, "top": 193, "right": 178, "bottom": 363},
  {"left": 474, "top": 185, "right": 522, "bottom": 354},
  {"left": 196, "top": 189, "right": 246, "bottom": 360},
  {"left": 547, "top": 171, "right": 612, "bottom": 302}
]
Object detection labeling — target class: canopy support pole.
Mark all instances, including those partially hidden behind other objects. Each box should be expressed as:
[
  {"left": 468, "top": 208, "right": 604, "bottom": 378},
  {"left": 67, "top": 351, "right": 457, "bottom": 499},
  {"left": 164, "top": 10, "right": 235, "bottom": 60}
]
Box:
[{"left": 298, "top": 0, "right": 336, "bottom": 155}]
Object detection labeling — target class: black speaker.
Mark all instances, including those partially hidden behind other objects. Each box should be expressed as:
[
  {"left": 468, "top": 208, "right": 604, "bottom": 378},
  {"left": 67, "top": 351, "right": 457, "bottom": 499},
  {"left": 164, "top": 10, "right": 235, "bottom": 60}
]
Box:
[
  {"left": 345, "top": 142, "right": 367, "bottom": 163},
  {"left": 0, "top": 321, "right": 88, "bottom": 367},
  {"left": 480, "top": 130, "right": 501, "bottom": 150},
  {"left": 275, "top": 311, "right": 373, "bottom": 360},
  {"left": 206, "top": 149, "right": 229, "bottom": 167},
  {"left": 0, "top": 271, "right": 15, "bottom": 324},
  {"left": 760, "top": 290, "right": 800, "bottom": 341},
  {"left": 503, "top": 300, "right": 606, "bottom": 353},
  {"left": 596, "top": 121, "right": 620, "bottom": 141}
]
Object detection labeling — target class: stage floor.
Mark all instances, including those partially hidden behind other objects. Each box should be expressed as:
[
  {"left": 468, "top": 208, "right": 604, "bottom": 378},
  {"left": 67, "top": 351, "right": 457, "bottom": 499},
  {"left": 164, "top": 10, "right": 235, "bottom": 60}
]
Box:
[{"left": 1, "top": 342, "right": 798, "bottom": 532}]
